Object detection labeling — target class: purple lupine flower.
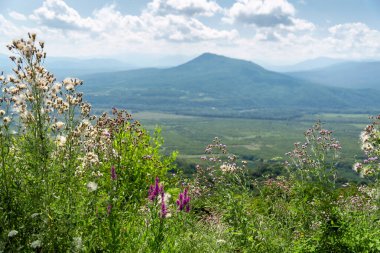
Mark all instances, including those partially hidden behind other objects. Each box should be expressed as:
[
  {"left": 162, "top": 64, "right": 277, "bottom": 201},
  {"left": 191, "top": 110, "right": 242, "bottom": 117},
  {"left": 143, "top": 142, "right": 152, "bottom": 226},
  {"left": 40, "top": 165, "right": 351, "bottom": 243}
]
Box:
[
  {"left": 107, "top": 204, "right": 112, "bottom": 215},
  {"left": 148, "top": 177, "right": 163, "bottom": 201},
  {"left": 160, "top": 191, "right": 168, "bottom": 218},
  {"left": 176, "top": 188, "right": 191, "bottom": 212},
  {"left": 111, "top": 166, "right": 117, "bottom": 180}
]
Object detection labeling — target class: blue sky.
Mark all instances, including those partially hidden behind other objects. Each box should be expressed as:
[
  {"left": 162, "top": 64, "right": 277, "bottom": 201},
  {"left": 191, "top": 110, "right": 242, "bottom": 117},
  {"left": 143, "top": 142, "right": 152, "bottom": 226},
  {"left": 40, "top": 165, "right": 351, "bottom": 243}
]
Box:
[{"left": 0, "top": 0, "right": 380, "bottom": 66}]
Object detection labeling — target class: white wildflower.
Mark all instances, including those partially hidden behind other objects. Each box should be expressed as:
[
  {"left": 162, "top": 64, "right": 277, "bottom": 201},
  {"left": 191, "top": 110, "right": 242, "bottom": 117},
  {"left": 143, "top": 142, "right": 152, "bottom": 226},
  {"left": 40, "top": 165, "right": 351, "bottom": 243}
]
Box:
[
  {"left": 0, "top": 110, "right": 5, "bottom": 116},
  {"left": 52, "top": 121, "right": 65, "bottom": 130},
  {"left": 73, "top": 236, "right": 83, "bottom": 251},
  {"left": 87, "top": 181, "right": 98, "bottom": 192},
  {"left": 30, "top": 240, "right": 41, "bottom": 249},
  {"left": 361, "top": 142, "right": 374, "bottom": 151},
  {"left": 56, "top": 135, "right": 67, "bottom": 147},
  {"left": 158, "top": 193, "right": 171, "bottom": 205},
  {"left": 3, "top": 116, "right": 11, "bottom": 124},
  {"left": 220, "top": 163, "right": 237, "bottom": 173},
  {"left": 31, "top": 213, "right": 40, "bottom": 218},
  {"left": 8, "top": 230, "right": 18, "bottom": 237}
]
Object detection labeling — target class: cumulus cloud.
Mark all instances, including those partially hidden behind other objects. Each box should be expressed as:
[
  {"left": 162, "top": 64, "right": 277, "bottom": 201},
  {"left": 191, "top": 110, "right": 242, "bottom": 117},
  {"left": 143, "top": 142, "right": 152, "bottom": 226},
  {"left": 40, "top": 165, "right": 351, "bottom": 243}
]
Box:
[
  {"left": 9, "top": 11, "right": 27, "bottom": 21},
  {"left": 1, "top": 0, "right": 380, "bottom": 64},
  {"left": 325, "top": 22, "right": 380, "bottom": 57},
  {"left": 30, "top": 0, "right": 93, "bottom": 30},
  {"left": 147, "top": 0, "right": 222, "bottom": 17},
  {"left": 141, "top": 14, "right": 237, "bottom": 42},
  {"left": 0, "top": 15, "right": 19, "bottom": 36},
  {"left": 27, "top": 0, "right": 236, "bottom": 44},
  {"left": 224, "top": 0, "right": 314, "bottom": 32},
  {"left": 225, "top": 0, "right": 295, "bottom": 26}
]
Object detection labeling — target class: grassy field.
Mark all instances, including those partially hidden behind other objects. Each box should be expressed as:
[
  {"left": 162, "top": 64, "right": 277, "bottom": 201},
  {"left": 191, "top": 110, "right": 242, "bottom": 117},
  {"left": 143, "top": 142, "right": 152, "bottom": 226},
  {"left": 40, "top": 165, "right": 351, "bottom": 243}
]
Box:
[{"left": 135, "top": 112, "right": 370, "bottom": 181}]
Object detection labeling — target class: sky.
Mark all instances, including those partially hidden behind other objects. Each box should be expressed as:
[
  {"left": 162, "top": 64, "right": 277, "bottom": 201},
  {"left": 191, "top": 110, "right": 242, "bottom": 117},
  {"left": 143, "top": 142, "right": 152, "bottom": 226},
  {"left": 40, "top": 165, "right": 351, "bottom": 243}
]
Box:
[{"left": 0, "top": 0, "right": 380, "bottom": 67}]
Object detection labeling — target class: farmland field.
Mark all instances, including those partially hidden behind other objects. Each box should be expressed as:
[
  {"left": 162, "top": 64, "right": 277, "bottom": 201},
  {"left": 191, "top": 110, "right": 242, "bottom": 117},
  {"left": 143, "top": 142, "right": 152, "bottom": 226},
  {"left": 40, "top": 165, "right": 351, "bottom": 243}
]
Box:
[{"left": 135, "top": 112, "right": 370, "bottom": 181}]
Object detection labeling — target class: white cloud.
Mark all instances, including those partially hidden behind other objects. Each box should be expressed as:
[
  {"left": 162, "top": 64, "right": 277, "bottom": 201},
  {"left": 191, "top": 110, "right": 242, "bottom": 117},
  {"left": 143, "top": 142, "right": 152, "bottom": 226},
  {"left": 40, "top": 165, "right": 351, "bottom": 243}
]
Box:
[
  {"left": 9, "top": 11, "right": 27, "bottom": 21},
  {"left": 141, "top": 14, "right": 238, "bottom": 42},
  {"left": 1, "top": 1, "right": 380, "bottom": 65},
  {"left": 325, "top": 22, "right": 380, "bottom": 58},
  {"left": 225, "top": 0, "right": 295, "bottom": 26},
  {"left": 147, "top": 0, "right": 222, "bottom": 17},
  {"left": 0, "top": 15, "right": 19, "bottom": 37},
  {"left": 30, "top": 0, "right": 93, "bottom": 30},
  {"left": 224, "top": 0, "right": 314, "bottom": 32}
]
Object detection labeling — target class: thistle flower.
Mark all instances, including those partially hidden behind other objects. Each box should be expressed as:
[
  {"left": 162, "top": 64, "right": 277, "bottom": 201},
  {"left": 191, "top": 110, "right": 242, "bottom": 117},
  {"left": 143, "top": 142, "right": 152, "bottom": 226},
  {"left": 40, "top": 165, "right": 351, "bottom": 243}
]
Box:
[
  {"left": 55, "top": 135, "right": 67, "bottom": 147},
  {"left": 3, "top": 116, "right": 11, "bottom": 124},
  {"left": 52, "top": 121, "right": 65, "bottom": 130},
  {"left": 220, "top": 163, "right": 237, "bottom": 173}
]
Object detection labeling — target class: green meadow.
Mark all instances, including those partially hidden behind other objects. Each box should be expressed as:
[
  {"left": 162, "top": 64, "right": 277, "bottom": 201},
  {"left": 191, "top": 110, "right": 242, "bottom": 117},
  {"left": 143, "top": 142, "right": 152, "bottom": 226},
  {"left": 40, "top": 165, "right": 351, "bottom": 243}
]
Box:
[{"left": 136, "top": 112, "right": 368, "bottom": 181}]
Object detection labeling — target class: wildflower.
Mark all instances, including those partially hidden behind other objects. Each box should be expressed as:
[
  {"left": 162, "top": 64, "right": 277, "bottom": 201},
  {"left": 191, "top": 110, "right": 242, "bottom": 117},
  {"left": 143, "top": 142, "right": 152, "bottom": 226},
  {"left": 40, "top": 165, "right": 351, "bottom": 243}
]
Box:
[
  {"left": 8, "top": 230, "right": 18, "bottom": 237},
  {"left": 52, "top": 121, "right": 65, "bottom": 130},
  {"left": 87, "top": 181, "right": 98, "bottom": 192},
  {"left": 31, "top": 213, "right": 40, "bottom": 218},
  {"left": 176, "top": 188, "right": 191, "bottom": 212},
  {"left": 160, "top": 191, "right": 168, "bottom": 218},
  {"left": 353, "top": 162, "right": 363, "bottom": 173},
  {"left": 0, "top": 110, "right": 5, "bottom": 116},
  {"left": 361, "top": 142, "right": 374, "bottom": 151},
  {"left": 3, "top": 116, "right": 11, "bottom": 124},
  {"left": 148, "top": 177, "right": 164, "bottom": 201},
  {"left": 56, "top": 135, "right": 67, "bottom": 147},
  {"left": 111, "top": 166, "right": 117, "bottom": 180},
  {"left": 220, "top": 163, "right": 236, "bottom": 173},
  {"left": 73, "top": 237, "right": 83, "bottom": 251},
  {"left": 107, "top": 204, "right": 112, "bottom": 215},
  {"left": 360, "top": 131, "right": 370, "bottom": 143},
  {"left": 30, "top": 240, "right": 41, "bottom": 249}
]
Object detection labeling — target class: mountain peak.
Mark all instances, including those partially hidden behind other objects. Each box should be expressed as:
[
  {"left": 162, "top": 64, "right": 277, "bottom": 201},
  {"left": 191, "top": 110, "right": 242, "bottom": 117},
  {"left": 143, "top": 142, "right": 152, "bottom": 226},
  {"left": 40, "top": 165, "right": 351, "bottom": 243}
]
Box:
[{"left": 177, "top": 52, "right": 265, "bottom": 72}]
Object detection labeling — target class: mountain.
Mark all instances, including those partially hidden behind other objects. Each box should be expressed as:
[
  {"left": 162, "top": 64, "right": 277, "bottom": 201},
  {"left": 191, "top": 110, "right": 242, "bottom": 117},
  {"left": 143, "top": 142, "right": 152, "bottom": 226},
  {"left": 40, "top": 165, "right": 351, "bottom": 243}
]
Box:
[
  {"left": 80, "top": 53, "right": 380, "bottom": 119},
  {"left": 267, "top": 57, "right": 344, "bottom": 72},
  {"left": 287, "top": 61, "right": 380, "bottom": 90},
  {"left": 0, "top": 54, "right": 134, "bottom": 79}
]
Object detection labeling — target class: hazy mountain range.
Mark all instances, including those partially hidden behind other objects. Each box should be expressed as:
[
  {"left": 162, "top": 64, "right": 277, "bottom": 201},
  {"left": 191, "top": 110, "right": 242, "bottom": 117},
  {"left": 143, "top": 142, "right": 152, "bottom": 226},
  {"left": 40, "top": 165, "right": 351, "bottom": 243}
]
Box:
[
  {"left": 79, "top": 53, "right": 380, "bottom": 119},
  {"left": 287, "top": 61, "right": 380, "bottom": 90},
  {"left": 0, "top": 54, "right": 135, "bottom": 79},
  {"left": 265, "top": 57, "right": 346, "bottom": 72},
  {"left": 2, "top": 53, "right": 380, "bottom": 119}
]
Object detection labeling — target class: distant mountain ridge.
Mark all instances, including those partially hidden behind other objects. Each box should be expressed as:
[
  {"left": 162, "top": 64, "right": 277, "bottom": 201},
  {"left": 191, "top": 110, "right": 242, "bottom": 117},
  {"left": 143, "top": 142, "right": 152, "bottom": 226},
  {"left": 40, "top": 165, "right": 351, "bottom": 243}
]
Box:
[
  {"left": 288, "top": 61, "right": 380, "bottom": 90},
  {"left": 267, "top": 57, "right": 344, "bottom": 72},
  {"left": 80, "top": 53, "right": 380, "bottom": 119},
  {"left": 0, "top": 54, "right": 134, "bottom": 79}
]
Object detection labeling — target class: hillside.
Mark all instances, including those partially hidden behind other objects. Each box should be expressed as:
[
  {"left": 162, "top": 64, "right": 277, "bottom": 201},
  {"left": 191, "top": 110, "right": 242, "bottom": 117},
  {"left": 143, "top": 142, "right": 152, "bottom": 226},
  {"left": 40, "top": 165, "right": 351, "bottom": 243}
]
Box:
[
  {"left": 288, "top": 61, "right": 380, "bottom": 90},
  {"left": 78, "top": 53, "right": 380, "bottom": 118}
]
